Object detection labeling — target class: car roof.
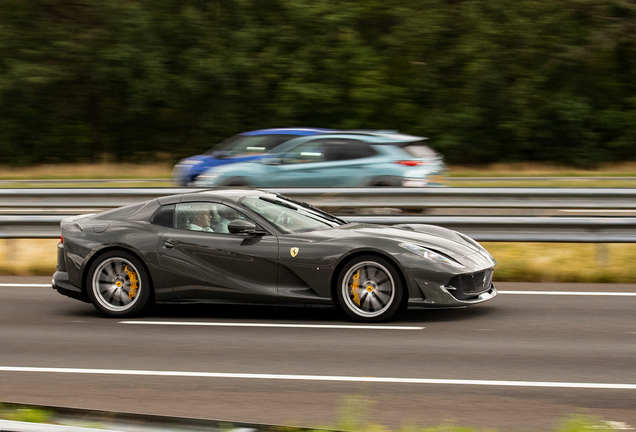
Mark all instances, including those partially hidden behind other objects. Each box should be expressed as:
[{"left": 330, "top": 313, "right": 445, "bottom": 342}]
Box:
[
  {"left": 331, "top": 130, "right": 427, "bottom": 143},
  {"left": 239, "top": 128, "right": 336, "bottom": 136},
  {"left": 266, "top": 130, "right": 427, "bottom": 153},
  {"left": 157, "top": 188, "right": 275, "bottom": 205}
]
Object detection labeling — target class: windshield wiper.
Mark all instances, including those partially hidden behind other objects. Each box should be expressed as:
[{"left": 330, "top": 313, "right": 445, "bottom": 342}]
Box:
[{"left": 275, "top": 194, "right": 347, "bottom": 224}]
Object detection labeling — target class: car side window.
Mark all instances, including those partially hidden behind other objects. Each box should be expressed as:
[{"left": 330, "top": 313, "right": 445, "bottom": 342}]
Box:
[
  {"left": 174, "top": 202, "right": 254, "bottom": 234},
  {"left": 280, "top": 141, "right": 325, "bottom": 164},
  {"left": 323, "top": 139, "right": 377, "bottom": 161}
]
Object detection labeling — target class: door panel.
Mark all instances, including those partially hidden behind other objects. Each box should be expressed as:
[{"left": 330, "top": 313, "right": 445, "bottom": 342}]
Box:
[{"left": 158, "top": 229, "right": 279, "bottom": 302}]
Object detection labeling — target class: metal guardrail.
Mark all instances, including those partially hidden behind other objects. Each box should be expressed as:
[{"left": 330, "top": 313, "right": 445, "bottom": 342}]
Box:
[
  {"left": 3, "top": 187, "right": 636, "bottom": 212},
  {"left": 1, "top": 214, "right": 635, "bottom": 243},
  {"left": 1, "top": 188, "right": 636, "bottom": 242}
]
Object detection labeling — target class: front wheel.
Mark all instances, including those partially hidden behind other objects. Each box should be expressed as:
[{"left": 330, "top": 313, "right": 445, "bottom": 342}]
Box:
[
  {"left": 336, "top": 255, "right": 404, "bottom": 322},
  {"left": 86, "top": 250, "right": 153, "bottom": 318}
]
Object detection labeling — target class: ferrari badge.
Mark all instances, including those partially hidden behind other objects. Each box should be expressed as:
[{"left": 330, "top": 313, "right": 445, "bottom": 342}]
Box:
[{"left": 290, "top": 247, "right": 299, "bottom": 257}]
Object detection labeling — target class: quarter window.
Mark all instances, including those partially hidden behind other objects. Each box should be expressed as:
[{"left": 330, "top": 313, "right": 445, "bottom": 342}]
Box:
[
  {"left": 323, "top": 140, "right": 376, "bottom": 161},
  {"left": 150, "top": 204, "right": 175, "bottom": 228}
]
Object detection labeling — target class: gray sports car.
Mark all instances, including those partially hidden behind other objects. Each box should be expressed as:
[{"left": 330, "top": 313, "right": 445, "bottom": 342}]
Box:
[{"left": 52, "top": 189, "right": 497, "bottom": 322}]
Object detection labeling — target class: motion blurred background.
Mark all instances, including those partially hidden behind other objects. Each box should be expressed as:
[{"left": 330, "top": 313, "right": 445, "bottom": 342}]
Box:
[{"left": 1, "top": 0, "right": 635, "bottom": 167}]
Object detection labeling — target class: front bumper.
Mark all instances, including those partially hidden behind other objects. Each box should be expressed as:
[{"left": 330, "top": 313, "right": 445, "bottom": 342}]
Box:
[{"left": 408, "top": 284, "right": 497, "bottom": 308}]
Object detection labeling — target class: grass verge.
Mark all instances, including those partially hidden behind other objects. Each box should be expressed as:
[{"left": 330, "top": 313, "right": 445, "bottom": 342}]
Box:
[
  {"left": 0, "top": 404, "right": 52, "bottom": 423},
  {"left": 0, "top": 163, "right": 174, "bottom": 180},
  {"left": 484, "top": 242, "right": 636, "bottom": 283},
  {"left": 1, "top": 162, "right": 636, "bottom": 188},
  {"left": 1, "top": 239, "right": 635, "bottom": 283},
  {"left": 0, "top": 402, "right": 626, "bottom": 432},
  {"left": 448, "top": 162, "right": 636, "bottom": 177}
]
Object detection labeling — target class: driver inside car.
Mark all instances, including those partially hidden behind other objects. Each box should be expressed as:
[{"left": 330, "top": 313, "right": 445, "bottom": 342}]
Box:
[{"left": 189, "top": 210, "right": 214, "bottom": 232}]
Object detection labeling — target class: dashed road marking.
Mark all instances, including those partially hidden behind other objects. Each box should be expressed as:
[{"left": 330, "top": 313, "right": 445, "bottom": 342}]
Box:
[{"left": 120, "top": 321, "right": 424, "bottom": 330}]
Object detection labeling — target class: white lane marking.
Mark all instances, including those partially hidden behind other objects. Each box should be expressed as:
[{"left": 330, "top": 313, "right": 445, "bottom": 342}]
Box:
[
  {"left": 120, "top": 321, "right": 424, "bottom": 330},
  {"left": 0, "top": 283, "right": 51, "bottom": 287},
  {"left": 560, "top": 209, "right": 636, "bottom": 213},
  {"left": 499, "top": 291, "right": 636, "bottom": 296},
  {"left": 0, "top": 366, "right": 634, "bottom": 389}
]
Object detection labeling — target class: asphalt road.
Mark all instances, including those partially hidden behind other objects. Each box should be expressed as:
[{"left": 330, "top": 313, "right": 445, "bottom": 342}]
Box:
[{"left": 1, "top": 276, "right": 635, "bottom": 431}]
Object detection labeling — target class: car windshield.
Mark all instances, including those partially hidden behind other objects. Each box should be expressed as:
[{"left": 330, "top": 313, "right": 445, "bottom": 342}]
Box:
[
  {"left": 205, "top": 135, "right": 297, "bottom": 158},
  {"left": 241, "top": 196, "right": 344, "bottom": 233}
]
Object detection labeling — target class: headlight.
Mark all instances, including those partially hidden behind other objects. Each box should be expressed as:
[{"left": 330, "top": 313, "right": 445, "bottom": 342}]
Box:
[{"left": 398, "top": 243, "right": 465, "bottom": 268}]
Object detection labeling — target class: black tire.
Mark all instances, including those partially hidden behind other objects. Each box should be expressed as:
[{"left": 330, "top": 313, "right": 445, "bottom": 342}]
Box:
[
  {"left": 370, "top": 176, "right": 402, "bottom": 187},
  {"left": 86, "top": 250, "right": 153, "bottom": 318},
  {"left": 336, "top": 255, "right": 404, "bottom": 322},
  {"left": 224, "top": 177, "right": 249, "bottom": 187}
]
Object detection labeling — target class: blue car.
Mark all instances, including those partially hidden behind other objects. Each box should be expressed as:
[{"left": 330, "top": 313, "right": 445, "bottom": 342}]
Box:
[
  {"left": 173, "top": 128, "right": 335, "bottom": 185},
  {"left": 193, "top": 131, "right": 446, "bottom": 188}
]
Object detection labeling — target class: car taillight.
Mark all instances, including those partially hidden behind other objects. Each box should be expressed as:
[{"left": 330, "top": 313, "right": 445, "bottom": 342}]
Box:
[
  {"left": 60, "top": 235, "right": 63, "bottom": 244},
  {"left": 395, "top": 160, "right": 429, "bottom": 166}
]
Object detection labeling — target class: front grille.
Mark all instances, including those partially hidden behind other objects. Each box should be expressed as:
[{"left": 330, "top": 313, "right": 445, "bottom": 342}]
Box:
[{"left": 447, "top": 269, "right": 493, "bottom": 300}]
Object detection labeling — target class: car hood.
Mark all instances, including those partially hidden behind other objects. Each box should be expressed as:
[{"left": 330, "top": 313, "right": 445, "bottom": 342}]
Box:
[
  {"left": 307, "top": 223, "right": 494, "bottom": 263},
  {"left": 177, "top": 154, "right": 214, "bottom": 165},
  {"left": 351, "top": 224, "right": 480, "bottom": 256}
]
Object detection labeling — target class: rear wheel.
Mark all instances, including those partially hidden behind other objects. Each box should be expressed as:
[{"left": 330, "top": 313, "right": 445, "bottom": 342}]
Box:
[
  {"left": 86, "top": 250, "right": 152, "bottom": 318},
  {"left": 336, "top": 255, "right": 404, "bottom": 322},
  {"left": 370, "top": 176, "right": 402, "bottom": 187},
  {"left": 224, "top": 177, "right": 249, "bottom": 187}
]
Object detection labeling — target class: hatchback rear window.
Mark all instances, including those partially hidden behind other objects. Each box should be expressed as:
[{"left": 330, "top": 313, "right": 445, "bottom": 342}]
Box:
[{"left": 402, "top": 143, "right": 438, "bottom": 158}]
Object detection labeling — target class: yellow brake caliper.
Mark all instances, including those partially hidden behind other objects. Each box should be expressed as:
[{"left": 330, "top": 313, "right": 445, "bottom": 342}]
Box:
[
  {"left": 350, "top": 271, "right": 361, "bottom": 306},
  {"left": 124, "top": 265, "right": 139, "bottom": 300}
]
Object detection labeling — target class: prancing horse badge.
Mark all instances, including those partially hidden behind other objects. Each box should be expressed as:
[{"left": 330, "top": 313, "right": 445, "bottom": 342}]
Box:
[{"left": 290, "top": 247, "right": 299, "bottom": 257}]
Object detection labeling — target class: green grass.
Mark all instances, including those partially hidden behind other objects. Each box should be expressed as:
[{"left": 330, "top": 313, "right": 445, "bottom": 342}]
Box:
[
  {"left": 1, "top": 162, "right": 636, "bottom": 188},
  {"left": 448, "top": 162, "right": 636, "bottom": 178},
  {"left": 0, "top": 402, "right": 622, "bottom": 432},
  {"left": 0, "top": 404, "right": 52, "bottom": 423},
  {"left": 448, "top": 179, "right": 636, "bottom": 187},
  {"left": 0, "top": 181, "right": 174, "bottom": 188},
  {"left": 485, "top": 242, "right": 636, "bottom": 283},
  {"left": 0, "top": 163, "right": 173, "bottom": 180}
]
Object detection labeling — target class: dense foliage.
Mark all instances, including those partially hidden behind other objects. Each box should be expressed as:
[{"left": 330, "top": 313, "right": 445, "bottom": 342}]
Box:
[{"left": 1, "top": 0, "right": 635, "bottom": 166}]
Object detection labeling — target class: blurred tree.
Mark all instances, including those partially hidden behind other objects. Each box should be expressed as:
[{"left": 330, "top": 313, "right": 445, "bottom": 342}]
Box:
[{"left": 0, "top": 0, "right": 634, "bottom": 166}]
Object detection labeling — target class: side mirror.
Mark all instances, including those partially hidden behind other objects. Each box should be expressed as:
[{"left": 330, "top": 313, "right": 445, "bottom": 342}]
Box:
[{"left": 228, "top": 219, "right": 266, "bottom": 235}]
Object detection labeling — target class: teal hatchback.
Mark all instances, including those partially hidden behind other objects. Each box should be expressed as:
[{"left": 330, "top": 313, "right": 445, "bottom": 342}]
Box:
[{"left": 193, "top": 131, "right": 446, "bottom": 188}]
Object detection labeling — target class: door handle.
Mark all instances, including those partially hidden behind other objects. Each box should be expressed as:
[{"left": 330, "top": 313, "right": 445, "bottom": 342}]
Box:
[{"left": 163, "top": 241, "right": 174, "bottom": 249}]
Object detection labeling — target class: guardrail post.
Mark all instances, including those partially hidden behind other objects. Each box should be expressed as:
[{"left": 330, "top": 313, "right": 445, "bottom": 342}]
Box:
[
  {"left": 595, "top": 243, "right": 609, "bottom": 266},
  {"left": 2, "top": 238, "right": 18, "bottom": 263}
]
